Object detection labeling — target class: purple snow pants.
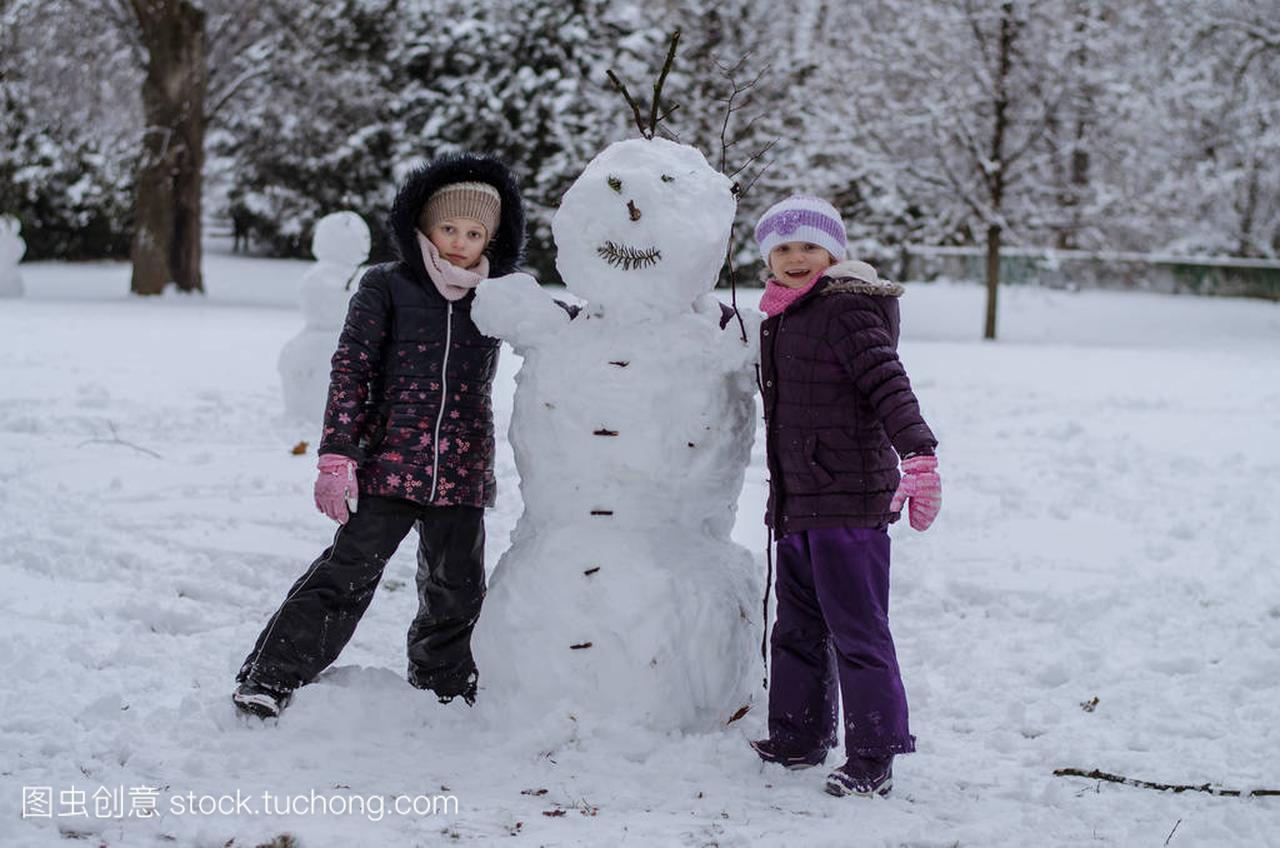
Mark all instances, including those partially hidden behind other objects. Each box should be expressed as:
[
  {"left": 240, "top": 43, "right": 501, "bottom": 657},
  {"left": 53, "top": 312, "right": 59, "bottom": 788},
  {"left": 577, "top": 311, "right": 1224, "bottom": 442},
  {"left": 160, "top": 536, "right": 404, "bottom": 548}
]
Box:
[{"left": 767, "top": 526, "right": 915, "bottom": 758}]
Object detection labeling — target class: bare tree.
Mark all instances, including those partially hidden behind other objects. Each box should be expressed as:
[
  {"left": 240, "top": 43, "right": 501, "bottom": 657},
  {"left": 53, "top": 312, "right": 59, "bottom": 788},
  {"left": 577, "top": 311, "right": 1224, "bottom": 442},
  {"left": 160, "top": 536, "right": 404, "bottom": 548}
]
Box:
[
  {"left": 1044, "top": 0, "right": 1100, "bottom": 250},
  {"left": 1183, "top": 0, "right": 1280, "bottom": 257},
  {"left": 854, "top": 0, "right": 1066, "bottom": 339}
]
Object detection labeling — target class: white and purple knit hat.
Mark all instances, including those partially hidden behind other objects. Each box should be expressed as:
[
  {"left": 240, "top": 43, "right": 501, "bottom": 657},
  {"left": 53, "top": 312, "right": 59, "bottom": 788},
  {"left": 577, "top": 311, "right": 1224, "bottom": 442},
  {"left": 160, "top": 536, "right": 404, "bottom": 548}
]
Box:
[{"left": 754, "top": 195, "right": 847, "bottom": 263}]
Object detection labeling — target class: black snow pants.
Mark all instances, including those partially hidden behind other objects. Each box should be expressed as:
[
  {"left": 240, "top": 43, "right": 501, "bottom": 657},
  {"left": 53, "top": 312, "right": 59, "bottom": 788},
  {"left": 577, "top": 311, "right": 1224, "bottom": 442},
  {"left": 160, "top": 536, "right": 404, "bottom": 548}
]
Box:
[{"left": 236, "top": 496, "right": 486, "bottom": 701}]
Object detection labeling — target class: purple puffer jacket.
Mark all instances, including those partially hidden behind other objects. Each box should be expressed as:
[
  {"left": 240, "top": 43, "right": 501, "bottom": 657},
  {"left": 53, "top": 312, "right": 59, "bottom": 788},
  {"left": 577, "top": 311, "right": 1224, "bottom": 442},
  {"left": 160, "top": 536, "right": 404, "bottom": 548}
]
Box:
[
  {"left": 760, "top": 266, "right": 937, "bottom": 536},
  {"left": 318, "top": 153, "right": 526, "bottom": 508}
]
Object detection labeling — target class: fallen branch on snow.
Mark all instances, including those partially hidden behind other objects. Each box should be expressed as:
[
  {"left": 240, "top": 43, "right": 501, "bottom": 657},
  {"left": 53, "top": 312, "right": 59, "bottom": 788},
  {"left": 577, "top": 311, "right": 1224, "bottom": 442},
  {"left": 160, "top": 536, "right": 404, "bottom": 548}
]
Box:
[
  {"left": 78, "top": 421, "right": 163, "bottom": 459},
  {"left": 1054, "top": 768, "right": 1280, "bottom": 797}
]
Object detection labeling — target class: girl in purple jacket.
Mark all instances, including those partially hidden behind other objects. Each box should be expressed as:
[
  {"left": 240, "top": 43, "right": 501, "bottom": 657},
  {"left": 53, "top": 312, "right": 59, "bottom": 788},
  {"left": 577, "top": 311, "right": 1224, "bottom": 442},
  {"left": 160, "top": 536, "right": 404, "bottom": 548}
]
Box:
[
  {"left": 749, "top": 195, "right": 941, "bottom": 797},
  {"left": 232, "top": 154, "right": 526, "bottom": 719}
]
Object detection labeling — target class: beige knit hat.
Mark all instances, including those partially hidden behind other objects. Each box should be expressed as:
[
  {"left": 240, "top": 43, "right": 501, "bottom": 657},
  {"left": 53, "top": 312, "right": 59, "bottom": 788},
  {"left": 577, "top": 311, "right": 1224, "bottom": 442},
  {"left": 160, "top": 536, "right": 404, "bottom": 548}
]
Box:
[{"left": 418, "top": 181, "right": 502, "bottom": 241}]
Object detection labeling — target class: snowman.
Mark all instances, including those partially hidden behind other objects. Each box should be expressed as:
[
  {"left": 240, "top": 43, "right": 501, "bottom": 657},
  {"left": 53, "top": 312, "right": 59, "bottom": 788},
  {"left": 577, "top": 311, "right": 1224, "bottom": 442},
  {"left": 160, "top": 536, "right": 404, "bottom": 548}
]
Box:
[
  {"left": 0, "top": 216, "right": 26, "bottom": 298},
  {"left": 278, "top": 211, "right": 370, "bottom": 424},
  {"left": 471, "top": 138, "right": 762, "bottom": 732}
]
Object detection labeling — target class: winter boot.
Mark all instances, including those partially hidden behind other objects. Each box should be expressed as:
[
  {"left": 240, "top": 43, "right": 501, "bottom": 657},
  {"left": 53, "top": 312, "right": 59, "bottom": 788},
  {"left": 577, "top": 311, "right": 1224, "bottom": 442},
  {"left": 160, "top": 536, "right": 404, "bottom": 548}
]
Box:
[
  {"left": 824, "top": 755, "right": 894, "bottom": 797},
  {"left": 749, "top": 738, "right": 829, "bottom": 770},
  {"left": 232, "top": 680, "right": 291, "bottom": 719},
  {"left": 409, "top": 664, "right": 478, "bottom": 706}
]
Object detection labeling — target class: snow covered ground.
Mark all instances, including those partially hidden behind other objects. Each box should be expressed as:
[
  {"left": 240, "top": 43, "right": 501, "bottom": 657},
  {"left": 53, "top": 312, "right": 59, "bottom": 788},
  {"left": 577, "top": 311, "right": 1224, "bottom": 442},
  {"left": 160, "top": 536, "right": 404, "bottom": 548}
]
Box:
[{"left": 3, "top": 254, "right": 1279, "bottom": 847}]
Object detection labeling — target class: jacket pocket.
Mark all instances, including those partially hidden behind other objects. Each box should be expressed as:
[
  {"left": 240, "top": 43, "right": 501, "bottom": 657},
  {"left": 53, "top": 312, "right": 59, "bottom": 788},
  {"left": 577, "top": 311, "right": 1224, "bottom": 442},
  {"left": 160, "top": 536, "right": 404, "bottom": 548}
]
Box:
[
  {"left": 359, "top": 400, "right": 391, "bottom": 455},
  {"left": 804, "top": 435, "right": 835, "bottom": 487}
]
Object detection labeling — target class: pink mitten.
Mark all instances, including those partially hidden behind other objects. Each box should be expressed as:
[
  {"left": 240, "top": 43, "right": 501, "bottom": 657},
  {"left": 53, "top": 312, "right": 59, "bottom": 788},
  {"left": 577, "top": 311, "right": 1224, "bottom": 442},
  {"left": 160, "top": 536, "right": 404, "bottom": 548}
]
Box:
[
  {"left": 314, "top": 454, "right": 359, "bottom": 524},
  {"left": 890, "top": 454, "right": 941, "bottom": 531}
]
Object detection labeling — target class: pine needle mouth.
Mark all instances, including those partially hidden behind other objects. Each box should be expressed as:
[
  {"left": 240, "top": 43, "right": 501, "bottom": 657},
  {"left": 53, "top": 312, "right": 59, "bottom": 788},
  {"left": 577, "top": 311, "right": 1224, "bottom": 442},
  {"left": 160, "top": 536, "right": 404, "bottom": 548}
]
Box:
[{"left": 597, "top": 240, "right": 662, "bottom": 270}]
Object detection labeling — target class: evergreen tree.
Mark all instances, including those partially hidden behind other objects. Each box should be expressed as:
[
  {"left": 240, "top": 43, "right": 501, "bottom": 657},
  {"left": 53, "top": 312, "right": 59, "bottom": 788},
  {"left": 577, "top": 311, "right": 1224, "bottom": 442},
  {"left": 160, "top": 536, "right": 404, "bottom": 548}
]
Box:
[
  {"left": 215, "top": 0, "right": 401, "bottom": 258},
  {"left": 391, "top": 0, "right": 633, "bottom": 280},
  {"left": 0, "top": 0, "right": 134, "bottom": 259}
]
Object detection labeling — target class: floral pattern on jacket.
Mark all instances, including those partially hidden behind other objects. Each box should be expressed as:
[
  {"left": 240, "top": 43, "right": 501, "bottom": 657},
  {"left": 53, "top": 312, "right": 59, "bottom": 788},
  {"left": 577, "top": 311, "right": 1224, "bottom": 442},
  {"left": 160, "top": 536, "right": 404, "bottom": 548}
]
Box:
[{"left": 318, "top": 153, "right": 526, "bottom": 508}]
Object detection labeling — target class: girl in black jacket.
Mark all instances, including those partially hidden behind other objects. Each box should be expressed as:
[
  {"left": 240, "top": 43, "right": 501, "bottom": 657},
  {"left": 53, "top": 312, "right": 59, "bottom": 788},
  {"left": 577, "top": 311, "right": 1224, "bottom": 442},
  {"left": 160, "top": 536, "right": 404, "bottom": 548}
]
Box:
[
  {"left": 233, "top": 154, "right": 526, "bottom": 718},
  {"left": 748, "top": 195, "right": 940, "bottom": 798}
]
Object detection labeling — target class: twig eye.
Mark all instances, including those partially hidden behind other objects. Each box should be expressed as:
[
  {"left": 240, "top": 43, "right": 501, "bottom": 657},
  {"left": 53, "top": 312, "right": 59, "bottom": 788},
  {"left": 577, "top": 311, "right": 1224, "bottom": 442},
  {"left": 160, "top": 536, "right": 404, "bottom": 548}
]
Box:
[
  {"left": 661, "top": 174, "right": 674, "bottom": 183},
  {"left": 607, "top": 175, "right": 623, "bottom": 193}
]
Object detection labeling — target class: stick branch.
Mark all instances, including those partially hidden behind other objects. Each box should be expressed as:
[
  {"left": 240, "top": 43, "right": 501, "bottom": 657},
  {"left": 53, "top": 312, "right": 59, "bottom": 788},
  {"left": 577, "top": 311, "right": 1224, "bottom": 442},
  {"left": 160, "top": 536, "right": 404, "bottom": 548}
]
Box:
[
  {"left": 605, "top": 29, "right": 681, "bottom": 139},
  {"left": 1054, "top": 768, "right": 1280, "bottom": 797},
  {"left": 648, "top": 29, "right": 681, "bottom": 138},
  {"left": 725, "top": 240, "right": 747, "bottom": 343},
  {"left": 737, "top": 141, "right": 777, "bottom": 197},
  {"left": 78, "top": 421, "right": 163, "bottom": 460},
  {"left": 605, "top": 70, "right": 648, "bottom": 137}
]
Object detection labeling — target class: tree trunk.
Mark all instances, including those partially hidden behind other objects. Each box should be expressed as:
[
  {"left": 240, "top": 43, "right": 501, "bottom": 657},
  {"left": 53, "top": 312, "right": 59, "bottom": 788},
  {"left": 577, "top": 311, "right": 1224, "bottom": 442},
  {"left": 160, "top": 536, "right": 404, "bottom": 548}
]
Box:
[
  {"left": 129, "top": 0, "right": 206, "bottom": 296},
  {"left": 1237, "top": 154, "right": 1260, "bottom": 257},
  {"left": 1063, "top": 0, "right": 1094, "bottom": 251},
  {"left": 984, "top": 224, "right": 1000, "bottom": 340},
  {"left": 983, "top": 3, "right": 1014, "bottom": 341}
]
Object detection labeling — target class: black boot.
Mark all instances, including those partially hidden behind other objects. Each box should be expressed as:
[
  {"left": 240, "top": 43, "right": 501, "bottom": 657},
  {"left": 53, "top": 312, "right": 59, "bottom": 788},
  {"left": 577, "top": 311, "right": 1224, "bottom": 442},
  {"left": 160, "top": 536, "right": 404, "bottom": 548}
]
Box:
[
  {"left": 232, "top": 679, "right": 292, "bottom": 719},
  {"left": 409, "top": 663, "right": 478, "bottom": 706}
]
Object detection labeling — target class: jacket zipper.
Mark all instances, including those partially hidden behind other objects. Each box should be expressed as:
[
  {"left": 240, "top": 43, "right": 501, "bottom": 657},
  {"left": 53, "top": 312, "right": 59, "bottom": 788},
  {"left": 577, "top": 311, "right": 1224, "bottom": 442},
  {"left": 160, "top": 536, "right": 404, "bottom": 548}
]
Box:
[
  {"left": 766, "top": 312, "right": 785, "bottom": 529},
  {"left": 429, "top": 302, "right": 453, "bottom": 502}
]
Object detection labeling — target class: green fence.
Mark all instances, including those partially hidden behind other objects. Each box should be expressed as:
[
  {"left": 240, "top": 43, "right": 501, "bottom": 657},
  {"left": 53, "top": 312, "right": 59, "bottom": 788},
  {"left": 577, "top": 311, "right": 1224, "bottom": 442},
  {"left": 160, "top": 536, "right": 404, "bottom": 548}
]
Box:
[{"left": 906, "top": 247, "right": 1280, "bottom": 301}]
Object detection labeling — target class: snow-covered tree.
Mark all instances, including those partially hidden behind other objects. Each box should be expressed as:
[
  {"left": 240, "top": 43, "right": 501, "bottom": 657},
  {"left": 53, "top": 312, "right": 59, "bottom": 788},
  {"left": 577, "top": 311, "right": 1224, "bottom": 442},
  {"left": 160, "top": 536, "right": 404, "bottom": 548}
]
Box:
[
  {"left": 214, "top": 0, "right": 400, "bottom": 257},
  {"left": 850, "top": 0, "right": 1074, "bottom": 338},
  {"left": 1165, "top": 0, "right": 1280, "bottom": 257},
  {"left": 390, "top": 0, "right": 636, "bottom": 280},
  {"left": 5, "top": 0, "right": 1276, "bottom": 283},
  {"left": 0, "top": 0, "right": 134, "bottom": 259}
]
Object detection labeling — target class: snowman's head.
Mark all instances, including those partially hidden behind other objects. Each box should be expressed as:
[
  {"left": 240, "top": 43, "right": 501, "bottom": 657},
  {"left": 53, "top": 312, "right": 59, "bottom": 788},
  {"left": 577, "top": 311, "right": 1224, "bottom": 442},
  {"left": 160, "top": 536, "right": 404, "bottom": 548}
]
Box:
[
  {"left": 552, "top": 138, "right": 735, "bottom": 316},
  {"left": 311, "top": 211, "right": 371, "bottom": 268}
]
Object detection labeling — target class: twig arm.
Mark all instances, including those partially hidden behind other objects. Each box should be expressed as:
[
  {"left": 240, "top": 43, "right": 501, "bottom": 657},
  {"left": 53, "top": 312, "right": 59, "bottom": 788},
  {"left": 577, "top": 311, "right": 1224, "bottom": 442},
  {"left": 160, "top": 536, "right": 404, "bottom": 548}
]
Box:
[
  {"left": 606, "top": 70, "right": 649, "bottom": 137},
  {"left": 648, "top": 29, "right": 681, "bottom": 137}
]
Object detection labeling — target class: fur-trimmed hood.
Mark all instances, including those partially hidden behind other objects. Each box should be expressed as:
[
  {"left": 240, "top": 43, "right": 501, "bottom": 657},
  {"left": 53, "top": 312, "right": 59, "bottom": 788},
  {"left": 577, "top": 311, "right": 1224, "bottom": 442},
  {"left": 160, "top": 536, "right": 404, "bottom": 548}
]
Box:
[
  {"left": 821, "top": 260, "right": 904, "bottom": 297},
  {"left": 389, "top": 153, "right": 526, "bottom": 282}
]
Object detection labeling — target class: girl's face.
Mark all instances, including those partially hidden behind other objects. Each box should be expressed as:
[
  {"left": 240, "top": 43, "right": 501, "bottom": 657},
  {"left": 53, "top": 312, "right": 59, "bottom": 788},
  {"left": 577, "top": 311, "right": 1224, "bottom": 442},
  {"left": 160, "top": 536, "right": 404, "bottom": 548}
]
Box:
[
  {"left": 427, "top": 217, "right": 489, "bottom": 269},
  {"left": 768, "top": 241, "right": 836, "bottom": 289}
]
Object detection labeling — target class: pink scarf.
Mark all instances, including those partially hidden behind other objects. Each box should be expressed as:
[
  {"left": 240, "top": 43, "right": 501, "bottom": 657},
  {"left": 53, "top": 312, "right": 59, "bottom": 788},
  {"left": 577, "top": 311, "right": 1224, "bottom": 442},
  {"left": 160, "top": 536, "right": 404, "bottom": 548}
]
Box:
[
  {"left": 759, "top": 271, "right": 823, "bottom": 317},
  {"left": 417, "top": 231, "right": 490, "bottom": 301}
]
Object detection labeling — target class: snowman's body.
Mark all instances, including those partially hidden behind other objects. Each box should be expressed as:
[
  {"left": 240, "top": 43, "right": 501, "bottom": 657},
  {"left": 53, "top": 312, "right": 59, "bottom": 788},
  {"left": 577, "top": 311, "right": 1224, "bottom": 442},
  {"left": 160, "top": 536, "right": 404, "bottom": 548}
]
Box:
[
  {"left": 0, "top": 216, "right": 26, "bottom": 298},
  {"left": 472, "top": 139, "right": 762, "bottom": 731},
  {"left": 278, "top": 212, "right": 370, "bottom": 424}
]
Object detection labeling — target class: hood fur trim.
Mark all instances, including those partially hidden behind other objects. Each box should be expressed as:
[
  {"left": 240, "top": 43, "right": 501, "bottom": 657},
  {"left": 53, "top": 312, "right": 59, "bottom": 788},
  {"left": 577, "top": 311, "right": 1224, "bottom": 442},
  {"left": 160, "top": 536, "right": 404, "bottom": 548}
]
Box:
[
  {"left": 390, "top": 153, "right": 526, "bottom": 282},
  {"left": 821, "top": 260, "right": 904, "bottom": 297}
]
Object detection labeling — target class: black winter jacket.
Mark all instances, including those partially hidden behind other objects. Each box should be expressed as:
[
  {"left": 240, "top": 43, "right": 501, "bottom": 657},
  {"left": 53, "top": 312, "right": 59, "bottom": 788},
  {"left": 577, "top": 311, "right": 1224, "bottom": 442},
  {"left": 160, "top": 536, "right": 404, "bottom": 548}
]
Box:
[
  {"left": 761, "top": 264, "right": 937, "bottom": 536},
  {"left": 319, "top": 154, "right": 526, "bottom": 507}
]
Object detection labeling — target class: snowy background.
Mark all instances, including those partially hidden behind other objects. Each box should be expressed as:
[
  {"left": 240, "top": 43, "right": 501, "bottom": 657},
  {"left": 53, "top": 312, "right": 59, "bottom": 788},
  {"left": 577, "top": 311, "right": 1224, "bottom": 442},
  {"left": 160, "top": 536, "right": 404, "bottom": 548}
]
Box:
[
  {"left": 5, "top": 0, "right": 1279, "bottom": 281},
  {"left": 3, "top": 254, "right": 1279, "bottom": 847}
]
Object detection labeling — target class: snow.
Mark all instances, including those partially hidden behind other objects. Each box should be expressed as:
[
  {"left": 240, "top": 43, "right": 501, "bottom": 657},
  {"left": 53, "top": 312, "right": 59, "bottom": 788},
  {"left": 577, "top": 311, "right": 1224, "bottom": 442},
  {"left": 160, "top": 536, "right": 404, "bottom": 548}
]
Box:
[
  {"left": 3, "top": 254, "right": 1280, "bottom": 846},
  {"left": 471, "top": 138, "right": 760, "bottom": 732}
]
